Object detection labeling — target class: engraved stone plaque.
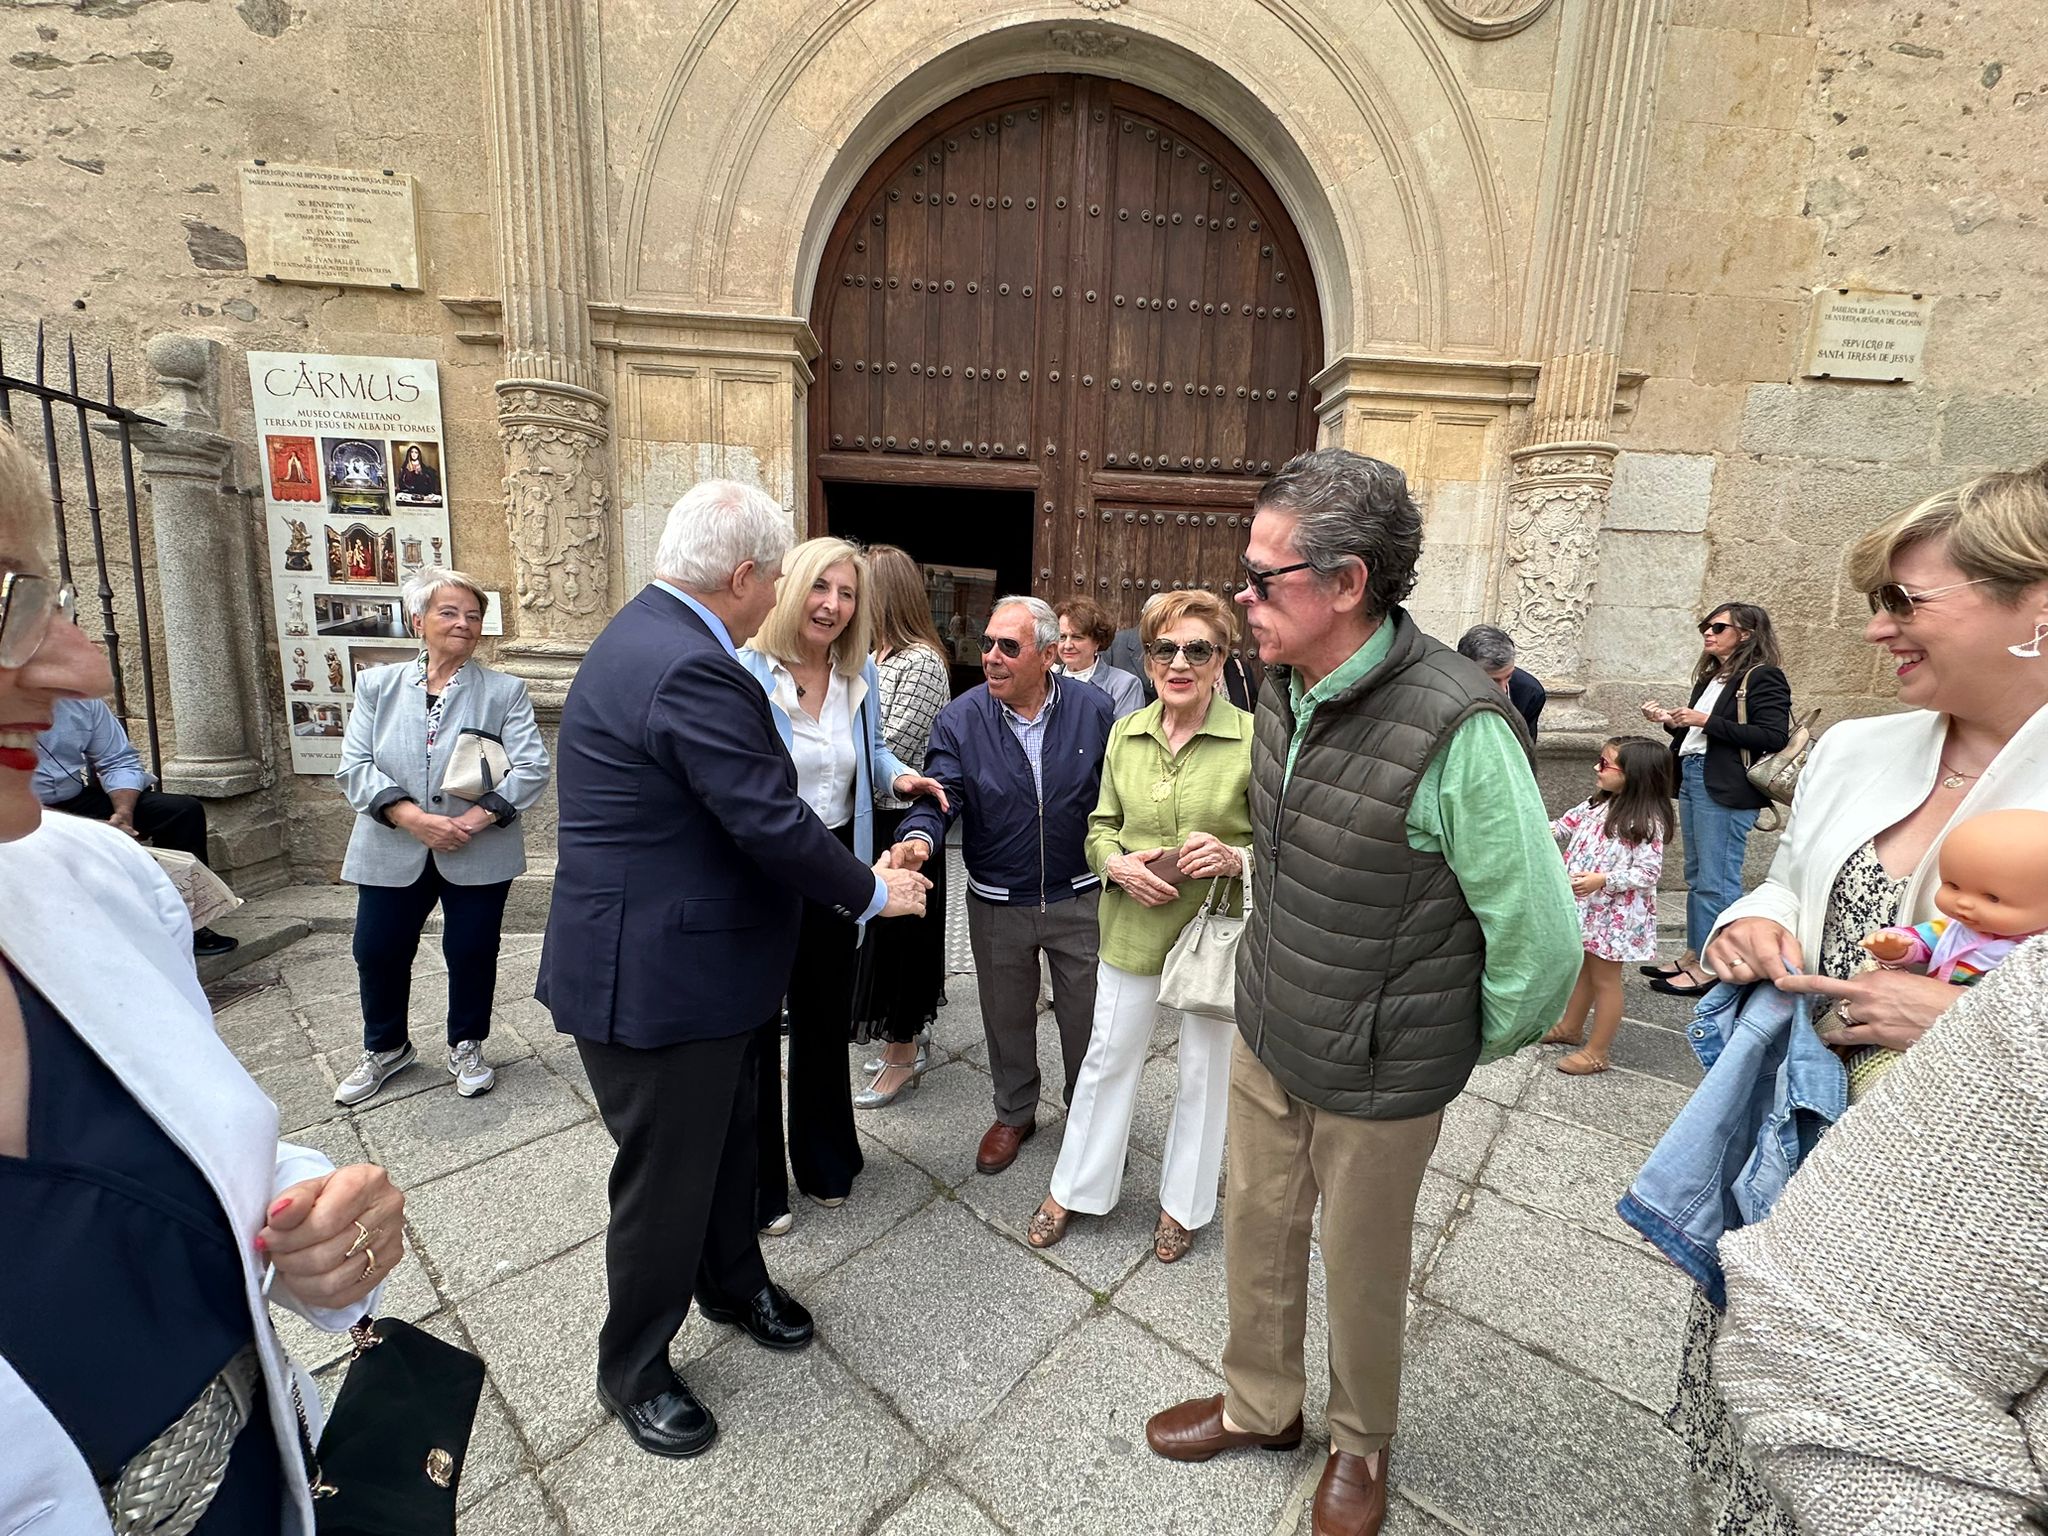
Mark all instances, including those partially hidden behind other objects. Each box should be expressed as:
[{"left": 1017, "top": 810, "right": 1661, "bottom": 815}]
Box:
[
  {"left": 1801, "top": 286, "right": 1930, "bottom": 383},
  {"left": 240, "top": 162, "right": 422, "bottom": 290}
]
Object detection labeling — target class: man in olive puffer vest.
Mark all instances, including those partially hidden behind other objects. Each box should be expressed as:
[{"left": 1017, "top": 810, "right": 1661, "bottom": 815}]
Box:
[{"left": 1145, "top": 450, "right": 1581, "bottom": 1536}]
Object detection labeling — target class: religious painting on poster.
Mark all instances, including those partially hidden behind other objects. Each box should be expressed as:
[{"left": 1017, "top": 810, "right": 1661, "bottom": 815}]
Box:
[{"left": 249, "top": 352, "right": 454, "bottom": 773}]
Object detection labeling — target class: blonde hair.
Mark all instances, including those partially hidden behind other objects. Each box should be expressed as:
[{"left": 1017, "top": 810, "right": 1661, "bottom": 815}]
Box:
[
  {"left": 1140, "top": 588, "right": 1239, "bottom": 649},
  {"left": 402, "top": 565, "right": 488, "bottom": 622},
  {"left": 748, "top": 536, "right": 871, "bottom": 677},
  {"left": 0, "top": 426, "right": 53, "bottom": 575},
  {"left": 1845, "top": 463, "right": 2048, "bottom": 603}
]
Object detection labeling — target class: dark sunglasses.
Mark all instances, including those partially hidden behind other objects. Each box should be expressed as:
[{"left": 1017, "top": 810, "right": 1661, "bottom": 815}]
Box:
[
  {"left": 1237, "top": 554, "right": 1316, "bottom": 601},
  {"left": 1147, "top": 638, "right": 1221, "bottom": 666},
  {"left": 1697, "top": 620, "right": 1737, "bottom": 637},
  {"left": 1864, "top": 577, "right": 1997, "bottom": 620},
  {"left": 978, "top": 633, "right": 1023, "bottom": 659},
  {"left": 0, "top": 572, "right": 77, "bottom": 668}
]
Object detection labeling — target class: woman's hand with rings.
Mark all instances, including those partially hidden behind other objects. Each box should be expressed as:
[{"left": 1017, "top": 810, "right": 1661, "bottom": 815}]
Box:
[
  {"left": 1704, "top": 918, "right": 1804, "bottom": 986},
  {"left": 259, "top": 1163, "right": 405, "bottom": 1311},
  {"left": 1176, "top": 832, "right": 1241, "bottom": 881},
  {"left": 1107, "top": 848, "right": 1180, "bottom": 908},
  {"left": 1776, "top": 967, "right": 1961, "bottom": 1053}
]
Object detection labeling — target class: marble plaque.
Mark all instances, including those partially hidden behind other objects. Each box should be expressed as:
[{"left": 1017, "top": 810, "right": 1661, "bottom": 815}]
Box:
[
  {"left": 241, "top": 162, "right": 422, "bottom": 290},
  {"left": 1801, "top": 286, "right": 1930, "bottom": 383}
]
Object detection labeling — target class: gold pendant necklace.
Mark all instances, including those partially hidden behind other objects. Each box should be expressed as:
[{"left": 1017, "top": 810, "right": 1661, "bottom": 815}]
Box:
[
  {"left": 1152, "top": 739, "right": 1187, "bottom": 801},
  {"left": 1940, "top": 758, "right": 1982, "bottom": 791}
]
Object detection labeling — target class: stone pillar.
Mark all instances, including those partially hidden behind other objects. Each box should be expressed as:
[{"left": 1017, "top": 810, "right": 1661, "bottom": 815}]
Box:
[
  {"left": 484, "top": 0, "right": 612, "bottom": 717},
  {"left": 128, "top": 335, "right": 267, "bottom": 797},
  {"left": 1502, "top": 0, "right": 1672, "bottom": 716}
]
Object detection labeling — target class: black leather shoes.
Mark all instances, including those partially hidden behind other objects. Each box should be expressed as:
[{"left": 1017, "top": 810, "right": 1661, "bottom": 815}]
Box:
[
  {"left": 696, "top": 1282, "right": 815, "bottom": 1352},
  {"left": 193, "top": 927, "right": 238, "bottom": 958},
  {"left": 596, "top": 1376, "right": 718, "bottom": 1459}
]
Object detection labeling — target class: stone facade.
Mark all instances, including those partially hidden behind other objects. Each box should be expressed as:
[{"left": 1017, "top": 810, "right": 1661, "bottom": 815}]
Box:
[{"left": 2, "top": 0, "right": 2041, "bottom": 880}]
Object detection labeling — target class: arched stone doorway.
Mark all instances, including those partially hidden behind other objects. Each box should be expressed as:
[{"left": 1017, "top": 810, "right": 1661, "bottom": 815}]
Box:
[{"left": 806, "top": 74, "right": 1323, "bottom": 630}]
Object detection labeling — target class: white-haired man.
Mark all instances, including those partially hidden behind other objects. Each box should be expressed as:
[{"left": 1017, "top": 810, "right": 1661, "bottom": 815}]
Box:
[
  {"left": 893, "top": 595, "right": 1115, "bottom": 1174},
  {"left": 538, "top": 479, "right": 930, "bottom": 1460}
]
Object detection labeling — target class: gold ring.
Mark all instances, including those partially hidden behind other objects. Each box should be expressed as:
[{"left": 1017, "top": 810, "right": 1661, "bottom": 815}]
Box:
[
  {"left": 345, "top": 1220, "right": 373, "bottom": 1257},
  {"left": 359, "top": 1246, "right": 377, "bottom": 1283}
]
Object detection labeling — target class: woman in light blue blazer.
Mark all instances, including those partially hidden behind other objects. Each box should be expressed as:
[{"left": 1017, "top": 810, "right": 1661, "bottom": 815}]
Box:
[
  {"left": 738, "top": 537, "right": 945, "bottom": 1232},
  {"left": 333, "top": 567, "right": 549, "bottom": 1107}
]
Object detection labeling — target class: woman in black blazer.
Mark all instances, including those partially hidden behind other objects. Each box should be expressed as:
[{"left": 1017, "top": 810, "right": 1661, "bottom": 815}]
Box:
[{"left": 1641, "top": 602, "right": 1792, "bottom": 994}]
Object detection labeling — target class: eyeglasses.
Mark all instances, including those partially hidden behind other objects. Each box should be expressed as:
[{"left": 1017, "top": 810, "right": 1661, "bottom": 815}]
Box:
[
  {"left": 1146, "top": 638, "right": 1221, "bottom": 666},
  {"left": 978, "top": 633, "right": 1023, "bottom": 659},
  {"left": 0, "top": 572, "right": 77, "bottom": 668},
  {"left": 1865, "top": 578, "right": 1999, "bottom": 620},
  {"left": 1698, "top": 620, "right": 1737, "bottom": 636},
  {"left": 1237, "top": 554, "right": 1316, "bottom": 601},
  {"left": 1596, "top": 756, "right": 1621, "bottom": 772}
]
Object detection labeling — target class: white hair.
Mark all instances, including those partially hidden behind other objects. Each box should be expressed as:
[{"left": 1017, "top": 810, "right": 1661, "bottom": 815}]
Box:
[
  {"left": 401, "top": 564, "right": 487, "bottom": 619},
  {"left": 654, "top": 479, "right": 794, "bottom": 590},
  {"left": 992, "top": 594, "right": 1058, "bottom": 651}
]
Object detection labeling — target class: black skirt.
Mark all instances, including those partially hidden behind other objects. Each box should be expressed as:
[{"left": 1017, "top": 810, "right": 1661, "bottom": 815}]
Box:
[{"left": 851, "top": 804, "right": 948, "bottom": 1045}]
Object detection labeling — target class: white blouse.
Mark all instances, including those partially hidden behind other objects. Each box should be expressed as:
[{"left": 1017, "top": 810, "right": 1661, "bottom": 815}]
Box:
[
  {"left": 784, "top": 666, "right": 856, "bottom": 829},
  {"left": 1681, "top": 677, "right": 1726, "bottom": 756}
]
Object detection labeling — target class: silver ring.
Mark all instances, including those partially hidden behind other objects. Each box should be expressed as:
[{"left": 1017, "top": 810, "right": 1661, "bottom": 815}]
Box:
[{"left": 1837, "top": 1006, "right": 1854, "bottom": 1025}]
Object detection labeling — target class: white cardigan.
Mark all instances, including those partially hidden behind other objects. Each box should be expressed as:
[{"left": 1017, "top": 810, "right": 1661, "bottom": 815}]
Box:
[
  {"left": 1713, "top": 700, "right": 2048, "bottom": 961},
  {"left": 0, "top": 815, "right": 370, "bottom": 1536}
]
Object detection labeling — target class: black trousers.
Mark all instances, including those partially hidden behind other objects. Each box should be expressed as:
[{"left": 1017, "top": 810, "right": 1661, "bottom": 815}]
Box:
[
  {"left": 578, "top": 1028, "right": 772, "bottom": 1402},
  {"left": 352, "top": 862, "right": 512, "bottom": 1052},
  {"left": 755, "top": 827, "right": 865, "bottom": 1221},
  {"left": 49, "top": 785, "right": 209, "bottom": 863}
]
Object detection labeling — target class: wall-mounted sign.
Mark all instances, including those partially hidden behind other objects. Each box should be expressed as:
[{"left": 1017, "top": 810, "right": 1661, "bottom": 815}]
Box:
[
  {"left": 1801, "top": 286, "right": 1930, "bottom": 383},
  {"left": 240, "top": 161, "right": 422, "bottom": 290},
  {"left": 249, "top": 352, "right": 452, "bottom": 774}
]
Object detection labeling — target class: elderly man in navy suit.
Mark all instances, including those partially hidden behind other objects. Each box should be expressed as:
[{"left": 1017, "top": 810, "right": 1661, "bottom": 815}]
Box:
[{"left": 537, "top": 479, "right": 931, "bottom": 1460}]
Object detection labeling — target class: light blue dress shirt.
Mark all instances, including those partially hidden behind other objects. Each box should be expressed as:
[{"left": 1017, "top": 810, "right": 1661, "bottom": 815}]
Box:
[{"left": 32, "top": 697, "right": 151, "bottom": 806}]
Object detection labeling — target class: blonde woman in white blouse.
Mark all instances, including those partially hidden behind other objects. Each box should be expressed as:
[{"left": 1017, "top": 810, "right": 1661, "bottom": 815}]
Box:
[{"left": 738, "top": 538, "right": 946, "bottom": 1233}]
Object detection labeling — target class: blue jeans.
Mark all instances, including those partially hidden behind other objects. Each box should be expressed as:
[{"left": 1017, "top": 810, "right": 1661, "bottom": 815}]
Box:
[{"left": 1679, "top": 754, "right": 1758, "bottom": 955}]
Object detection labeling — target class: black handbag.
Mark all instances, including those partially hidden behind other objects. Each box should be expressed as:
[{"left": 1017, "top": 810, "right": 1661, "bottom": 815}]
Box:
[{"left": 289, "top": 1317, "right": 487, "bottom": 1535}]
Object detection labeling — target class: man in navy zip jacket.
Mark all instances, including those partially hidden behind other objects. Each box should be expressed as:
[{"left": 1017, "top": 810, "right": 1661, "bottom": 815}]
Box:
[
  {"left": 895, "top": 595, "right": 1115, "bottom": 1175},
  {"left": 537, "top": 479, "right": 929, "bottom": 1462}
]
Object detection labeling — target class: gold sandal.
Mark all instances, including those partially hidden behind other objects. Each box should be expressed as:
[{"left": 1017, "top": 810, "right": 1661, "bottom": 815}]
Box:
[
  {"left": 1153, "top": 1212, "right": 1193, "bottom": 1263},
  {"left": 1027, "top": 1200, "right": 1070, "bottom": 1249}
]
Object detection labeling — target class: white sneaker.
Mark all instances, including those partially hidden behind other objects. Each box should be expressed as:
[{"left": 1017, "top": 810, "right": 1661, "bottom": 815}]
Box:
[
  {"left": 760, "top": 1212, "right": 794, "bottom": 1238},
  {"left": 448, "top": 1039, "right": 495, "bottom": 1097},
  {"left": 335, "top": 1044, "right": 416, "bottom": 1105}
]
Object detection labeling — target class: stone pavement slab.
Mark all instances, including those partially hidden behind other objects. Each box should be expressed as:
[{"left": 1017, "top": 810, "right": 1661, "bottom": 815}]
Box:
[{"left": 218, "top": 894, "right": 1716, "bottom": 1535}]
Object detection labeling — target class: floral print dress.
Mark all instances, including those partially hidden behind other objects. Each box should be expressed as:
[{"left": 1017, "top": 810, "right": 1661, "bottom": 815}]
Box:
[{"left": 1551, "top": 798, "right": 1665, "bottom": 962}]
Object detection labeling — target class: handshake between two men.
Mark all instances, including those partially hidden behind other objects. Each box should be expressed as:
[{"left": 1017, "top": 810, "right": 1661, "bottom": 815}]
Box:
[{"left": 870, "top": 770, "right": 948, "bottom": 918}]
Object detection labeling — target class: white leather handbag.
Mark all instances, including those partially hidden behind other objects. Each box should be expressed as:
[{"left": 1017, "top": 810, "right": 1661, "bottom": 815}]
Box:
[
  {"left": 1157, "top": 861, "right": 1251, "bottom": 1021},
  {"left": 439, "top": 727, "right": 513, "bottom": 803}
]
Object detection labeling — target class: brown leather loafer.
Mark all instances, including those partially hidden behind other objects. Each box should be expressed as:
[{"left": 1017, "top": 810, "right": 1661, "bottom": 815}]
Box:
[
  {"left": 1312, "top": 1448, "right": 1389, "bottom": 1536},
  {"left": 976, "top": 1119, "right": 1035, "bottom": 1174},
  {"left": 1145, "top": 1394, "right": 1303, "bottom": 1462}
]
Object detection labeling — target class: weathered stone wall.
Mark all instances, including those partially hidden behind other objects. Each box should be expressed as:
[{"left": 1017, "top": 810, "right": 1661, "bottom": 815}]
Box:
[
  {"left": 1600, "top": 0, "right": 2047, "bottom": 742},
  {"left": 1, "top": 0, "right": 502, "bottom": 877}
]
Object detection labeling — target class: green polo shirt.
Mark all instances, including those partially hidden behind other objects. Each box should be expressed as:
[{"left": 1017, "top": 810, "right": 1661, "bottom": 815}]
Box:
[
  {"left": 1085, "top": 692, "right": 1255, "bottom": 975},
  {"left": 1286, "top": 625, "right": 1580, "bottom": 1063}
]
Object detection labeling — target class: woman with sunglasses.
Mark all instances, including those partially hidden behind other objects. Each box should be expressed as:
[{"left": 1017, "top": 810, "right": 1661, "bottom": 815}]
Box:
[
  {"left": 1638, "top": 603, "right": 1791, "bottom": 996},
  {"left": 1025, "top": 589, "right": 1253, "bottom": 1264},
  {"left": 0, "top": 428, "right": 404, "bottom": 1532},
  {"left": 1665, "top": 465, "right": 2048, "bottom": 1536}
]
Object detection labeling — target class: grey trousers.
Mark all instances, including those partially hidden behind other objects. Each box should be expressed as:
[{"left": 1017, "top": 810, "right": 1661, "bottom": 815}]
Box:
[{"left": 965, "top": 889, "right": 1100, "bottom": 1126}]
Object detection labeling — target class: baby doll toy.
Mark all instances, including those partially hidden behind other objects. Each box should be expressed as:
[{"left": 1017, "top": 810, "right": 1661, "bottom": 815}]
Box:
[{"left": 1861, "top": 808, "right": 2048, "bottom": 984}]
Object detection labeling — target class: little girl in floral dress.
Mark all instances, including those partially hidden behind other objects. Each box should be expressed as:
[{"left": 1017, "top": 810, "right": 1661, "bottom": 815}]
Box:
[{"left": 1543, "top": 736, "right": 1675, "bottom": 1074}]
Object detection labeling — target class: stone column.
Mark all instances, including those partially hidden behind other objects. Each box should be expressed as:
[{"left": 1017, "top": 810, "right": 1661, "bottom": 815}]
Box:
[
  {"left": 484, "top": 0, "right": 612, "bottom": 716},
  {"left": 1502, "top": 0, "right": 1672, "bottom": 712},
  {"left": 128, "top": 335, "right": 266, "bottom": 797}
]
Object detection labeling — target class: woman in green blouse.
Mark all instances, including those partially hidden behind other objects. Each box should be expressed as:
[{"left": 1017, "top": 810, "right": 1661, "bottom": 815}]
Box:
[{"left": 1026, "top": 590, "right": 1254, "bottom": 1263}]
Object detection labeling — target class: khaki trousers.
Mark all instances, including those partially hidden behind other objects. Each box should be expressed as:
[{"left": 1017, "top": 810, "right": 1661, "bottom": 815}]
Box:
[{"left": 1220, "top": 1033, "right": 1442, "bottom": 1456}]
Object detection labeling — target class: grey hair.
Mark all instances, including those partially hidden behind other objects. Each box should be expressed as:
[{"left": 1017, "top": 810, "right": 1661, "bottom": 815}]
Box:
[
  {"left": 1255, "top": 448, "right": 1423, "bottom": 618},
  {"left": 991, "top": 594, "right": 1059, "bottom": 651},
  {"left": 402, "top": 564, "right": 488, "bottom": 619},
  {"left": 1456, "top": 624, "right": 1518, "bottom": 672},
  {"left": 655, "top": 479, "right": 794, "bottom": 590}
]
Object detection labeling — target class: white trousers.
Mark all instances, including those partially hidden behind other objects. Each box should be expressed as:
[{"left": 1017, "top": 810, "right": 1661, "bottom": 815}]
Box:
[{"left": 1049, "top": 961, "right": 1235, "bottom": 1230}]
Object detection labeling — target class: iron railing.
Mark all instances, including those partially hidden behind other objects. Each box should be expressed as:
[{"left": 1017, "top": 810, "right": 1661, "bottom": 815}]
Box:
[{"left": 0, "top": 324, "right": 164, "bottom": 777}]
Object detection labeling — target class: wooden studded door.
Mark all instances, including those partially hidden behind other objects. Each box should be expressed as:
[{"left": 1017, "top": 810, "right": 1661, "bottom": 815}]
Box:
[{"left": 809, "top": 74, "right": 1323, "bottom": 626}]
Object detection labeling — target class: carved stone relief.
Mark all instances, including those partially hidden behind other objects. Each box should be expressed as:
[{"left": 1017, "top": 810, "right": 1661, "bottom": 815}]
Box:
[
  {"left": 1502, "top": 442, "right": 1615, "bottom": 680},
  {"left": 1423, "top": 0, "right": 1559, "bottom": 39},
  {"left": 498, "top": 382, "right": 613, "bottom": 638}
]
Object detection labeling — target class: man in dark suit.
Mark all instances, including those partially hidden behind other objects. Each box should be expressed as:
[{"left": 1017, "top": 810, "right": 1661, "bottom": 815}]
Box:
[
  {"left": 537, "top": 479, "right": 930, "bottom": 1460},
  {"left": 1456, "top": 623, "right": 1546, "bottom": 740}
]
